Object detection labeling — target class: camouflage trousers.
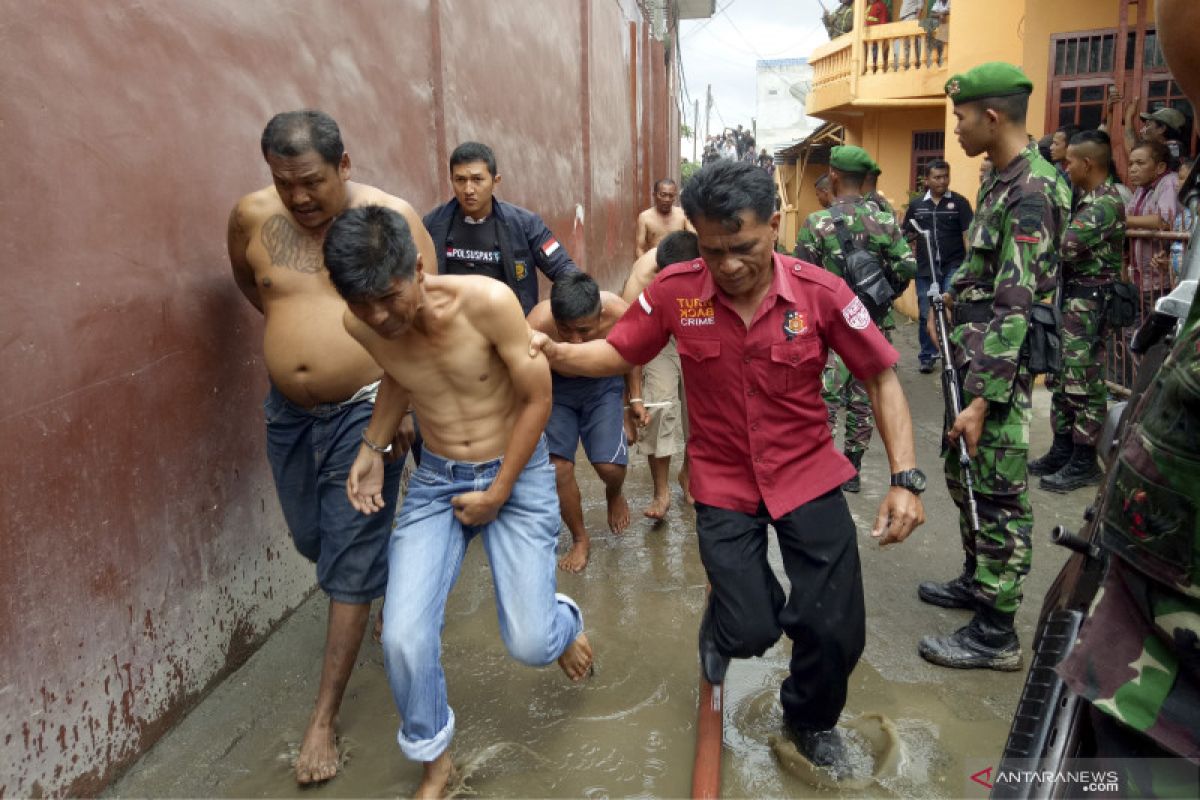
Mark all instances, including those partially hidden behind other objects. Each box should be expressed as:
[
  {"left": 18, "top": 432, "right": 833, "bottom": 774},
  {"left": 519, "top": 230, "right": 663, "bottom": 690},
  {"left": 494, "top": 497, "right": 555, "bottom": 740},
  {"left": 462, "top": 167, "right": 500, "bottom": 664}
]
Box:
[
  {"left": 1047, "top": 297, "right": 1107, "bottom": 446},
  {"left": 822, "top": 328, "right": 890, "bottom": 454},
  {"left": 823, "top": 354, "right": 873, "bottom": 454},
  {"left": 943, "top": 376, "right": 1034, "bottom": 614}
]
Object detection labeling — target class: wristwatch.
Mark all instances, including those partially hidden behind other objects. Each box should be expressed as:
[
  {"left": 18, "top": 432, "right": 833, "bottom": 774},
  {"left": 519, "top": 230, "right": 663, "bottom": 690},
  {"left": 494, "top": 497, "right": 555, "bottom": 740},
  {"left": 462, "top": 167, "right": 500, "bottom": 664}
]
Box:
[{"left": 890, "top": 468, "right": 927, "bottom": 495}]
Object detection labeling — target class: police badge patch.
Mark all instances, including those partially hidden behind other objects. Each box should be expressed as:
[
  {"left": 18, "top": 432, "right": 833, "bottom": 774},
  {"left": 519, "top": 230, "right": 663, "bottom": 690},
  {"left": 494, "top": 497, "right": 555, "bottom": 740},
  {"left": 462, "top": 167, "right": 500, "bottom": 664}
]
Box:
[
  {"left": 515, "top": 260, "right": 528, "bottom": 280},
  {"left": 782, "top": 309, "right": 807, "bottom": 340},
  {"left": 842, "top": 296, "right": 870, "bottom": 330}
]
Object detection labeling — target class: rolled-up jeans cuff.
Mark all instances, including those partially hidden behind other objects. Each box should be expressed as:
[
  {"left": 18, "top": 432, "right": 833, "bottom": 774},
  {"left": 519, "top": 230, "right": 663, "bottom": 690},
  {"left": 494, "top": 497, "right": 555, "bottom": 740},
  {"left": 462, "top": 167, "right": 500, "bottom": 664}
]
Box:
[
  {"left": 556, "top": 592, "right": 585, "bottom": 637},
  {"left": 398, "top": 707, "right": 455, "bottom": 762}
]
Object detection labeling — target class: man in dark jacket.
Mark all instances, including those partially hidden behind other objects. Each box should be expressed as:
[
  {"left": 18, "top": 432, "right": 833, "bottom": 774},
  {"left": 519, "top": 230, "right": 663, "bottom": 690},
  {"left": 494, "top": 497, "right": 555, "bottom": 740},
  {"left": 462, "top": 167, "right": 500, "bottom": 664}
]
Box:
[
  {"left": 902, "top": 159, "right": 974, "bottom": 372},
  {"left": 423, "top": 141, "right": 579, "bottom": 314}
]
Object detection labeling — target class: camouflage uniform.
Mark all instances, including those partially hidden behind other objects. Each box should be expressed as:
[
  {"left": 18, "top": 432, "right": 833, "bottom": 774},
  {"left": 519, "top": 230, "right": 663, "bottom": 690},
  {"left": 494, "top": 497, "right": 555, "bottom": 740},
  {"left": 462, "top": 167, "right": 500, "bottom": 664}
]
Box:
[
  {"left": 944, "top": 144, "right": 1070, "bottom": 613},
  {"left": 866, "top": 190, "right": 897, "bottom": 220},
  {"left": 1057, "top": 302, "right": 1200, "bottom": 760},
  {"left": 794, "top": 196, "right": 916, "bottom": 455},
  {"left": 1048, "top": 180, "right": 1126, "bottom": 447},
  {"left": 822, "top": 3, "right": 854, "bottom": 39}
]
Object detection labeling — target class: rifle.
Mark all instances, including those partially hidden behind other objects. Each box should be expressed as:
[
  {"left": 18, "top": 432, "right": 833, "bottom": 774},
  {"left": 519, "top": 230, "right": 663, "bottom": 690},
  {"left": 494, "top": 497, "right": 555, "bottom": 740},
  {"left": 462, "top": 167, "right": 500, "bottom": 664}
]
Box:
[{"left": 909, "top": 219, "right": 981, "bottom": 537}]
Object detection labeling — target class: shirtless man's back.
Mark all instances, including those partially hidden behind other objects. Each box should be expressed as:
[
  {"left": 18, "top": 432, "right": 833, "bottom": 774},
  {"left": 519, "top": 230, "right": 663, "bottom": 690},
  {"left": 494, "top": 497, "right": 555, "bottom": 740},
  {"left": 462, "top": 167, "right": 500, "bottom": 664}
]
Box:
[
  {"left": 324, "top": 206, "right": 592, "bottom": 799},
  {"left": 635, "top": 178, "right": 692, "bottom": 256},
  {"left": 226, "top": 110, "right": 435, "bottom": 786}
]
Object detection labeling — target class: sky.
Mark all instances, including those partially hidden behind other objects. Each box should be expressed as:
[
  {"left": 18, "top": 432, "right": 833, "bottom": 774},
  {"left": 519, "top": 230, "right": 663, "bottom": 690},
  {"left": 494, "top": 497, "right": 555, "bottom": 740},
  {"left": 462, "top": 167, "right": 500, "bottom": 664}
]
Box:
[{"left": 677, "top": 0, "right": 832, "bottom": 144}]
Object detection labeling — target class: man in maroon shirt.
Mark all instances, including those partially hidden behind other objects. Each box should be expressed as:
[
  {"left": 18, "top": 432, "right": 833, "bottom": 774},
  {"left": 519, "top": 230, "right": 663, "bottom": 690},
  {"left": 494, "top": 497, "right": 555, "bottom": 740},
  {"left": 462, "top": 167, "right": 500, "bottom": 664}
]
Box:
[{"left": 530, "top": 160, "right": 925, "bottom": 773}]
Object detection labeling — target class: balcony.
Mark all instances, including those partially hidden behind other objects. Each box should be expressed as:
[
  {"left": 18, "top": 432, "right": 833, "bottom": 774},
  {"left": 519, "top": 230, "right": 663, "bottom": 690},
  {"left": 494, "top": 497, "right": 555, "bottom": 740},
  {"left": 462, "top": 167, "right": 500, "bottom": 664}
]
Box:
[{"left": 808, "top": 20, "right": 950, "bottom": 117}]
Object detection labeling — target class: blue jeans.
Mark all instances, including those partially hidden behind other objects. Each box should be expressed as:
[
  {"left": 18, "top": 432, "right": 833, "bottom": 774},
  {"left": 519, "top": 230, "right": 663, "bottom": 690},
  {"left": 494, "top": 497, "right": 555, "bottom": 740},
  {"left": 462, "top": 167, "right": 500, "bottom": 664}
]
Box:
[
  {"left": 380, "top": 437, "right": 583, "bottom": 761},
  {"left": 916, "top": 269, "right": 956, "bottom": 363}
]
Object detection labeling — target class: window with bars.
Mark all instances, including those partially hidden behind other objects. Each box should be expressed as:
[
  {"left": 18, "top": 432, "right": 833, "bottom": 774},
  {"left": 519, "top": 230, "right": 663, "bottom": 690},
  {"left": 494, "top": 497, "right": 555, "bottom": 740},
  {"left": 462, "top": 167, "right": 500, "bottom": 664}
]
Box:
[
  {"left": 1053, "top": 32, "right": 1123, "bottom": 77},
  {"left": 910, "top": 130, "right": 945, "bottom": 193}
]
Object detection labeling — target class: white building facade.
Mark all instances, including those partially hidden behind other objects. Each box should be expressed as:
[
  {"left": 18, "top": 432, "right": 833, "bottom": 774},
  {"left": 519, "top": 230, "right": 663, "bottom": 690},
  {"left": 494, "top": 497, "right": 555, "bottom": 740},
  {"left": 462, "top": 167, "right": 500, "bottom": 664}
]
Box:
[{"left": 755, "top": 58, "right": 819, "bottom": 157}]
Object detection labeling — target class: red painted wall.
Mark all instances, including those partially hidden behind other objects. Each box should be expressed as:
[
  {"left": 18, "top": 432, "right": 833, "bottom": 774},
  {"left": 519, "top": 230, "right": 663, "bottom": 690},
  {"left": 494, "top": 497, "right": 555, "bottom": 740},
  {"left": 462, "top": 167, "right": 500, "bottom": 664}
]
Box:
[{"left": 0, "top": 0, "right": 677, "bottom": 794}]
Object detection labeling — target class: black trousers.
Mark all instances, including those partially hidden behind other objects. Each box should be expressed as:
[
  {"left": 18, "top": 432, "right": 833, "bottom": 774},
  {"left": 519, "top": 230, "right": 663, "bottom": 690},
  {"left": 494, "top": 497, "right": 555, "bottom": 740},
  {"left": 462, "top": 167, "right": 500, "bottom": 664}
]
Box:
[{"left": 695, "top": 488, "right": 865, "bottom": 731}]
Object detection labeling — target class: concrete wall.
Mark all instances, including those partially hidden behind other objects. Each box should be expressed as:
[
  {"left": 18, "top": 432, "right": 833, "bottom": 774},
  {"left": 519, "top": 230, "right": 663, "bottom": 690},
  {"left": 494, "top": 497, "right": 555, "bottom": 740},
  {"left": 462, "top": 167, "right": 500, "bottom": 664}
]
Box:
[{"left": 0, "top": 0, "right": 675, "bottom": 795}]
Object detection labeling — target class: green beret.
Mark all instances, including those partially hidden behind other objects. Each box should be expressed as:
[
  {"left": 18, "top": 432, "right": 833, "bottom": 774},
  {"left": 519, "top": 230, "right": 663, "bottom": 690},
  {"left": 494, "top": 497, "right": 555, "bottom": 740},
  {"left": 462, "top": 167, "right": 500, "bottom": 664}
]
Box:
[
  {"left": 829, "top": 145, "right": 874, "bottom": 175},
  {"left": 868, "top": 158, "right": 882, "bottom": 176},
  {"left": 945, "top": 62, "right": 1033, "bottom": 104}
]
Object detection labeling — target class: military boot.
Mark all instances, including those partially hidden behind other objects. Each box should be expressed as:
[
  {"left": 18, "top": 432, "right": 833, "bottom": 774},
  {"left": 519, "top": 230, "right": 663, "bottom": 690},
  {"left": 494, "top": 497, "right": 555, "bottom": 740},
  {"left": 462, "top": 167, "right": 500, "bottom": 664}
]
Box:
[
  {"left": 918, "top": 606, "right": 1022, "bottom": 671},
  {"left": 1040, "top": 443, "right": 1103, "bottom": 493},
  {"left": 917, "top": 556, "right": 976, "bottom": 609},
  {"left": 842, "top": 450, "right": 863, "bottom": 493},
  {"left": 1028, "top": 432, "right": 1072, "bottom": 476}
]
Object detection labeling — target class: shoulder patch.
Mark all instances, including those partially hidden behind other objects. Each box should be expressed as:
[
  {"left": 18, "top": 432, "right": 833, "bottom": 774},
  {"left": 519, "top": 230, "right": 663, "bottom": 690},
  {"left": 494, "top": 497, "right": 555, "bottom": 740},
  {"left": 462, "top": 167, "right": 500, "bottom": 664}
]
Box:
[
  {"left": 1015, "top": 194, "right": 1045, "bottom": 236},
  {"left": 841, "top": 297, "right": 871, "bottom": 329}
]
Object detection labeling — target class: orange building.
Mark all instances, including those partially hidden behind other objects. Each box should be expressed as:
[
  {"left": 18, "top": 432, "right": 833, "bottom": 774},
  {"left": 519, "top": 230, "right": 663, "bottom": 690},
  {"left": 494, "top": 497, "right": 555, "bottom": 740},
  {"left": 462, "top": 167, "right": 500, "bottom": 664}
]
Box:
[{"left": 790, "top": 0, "right": 1194, "bottom": 229}]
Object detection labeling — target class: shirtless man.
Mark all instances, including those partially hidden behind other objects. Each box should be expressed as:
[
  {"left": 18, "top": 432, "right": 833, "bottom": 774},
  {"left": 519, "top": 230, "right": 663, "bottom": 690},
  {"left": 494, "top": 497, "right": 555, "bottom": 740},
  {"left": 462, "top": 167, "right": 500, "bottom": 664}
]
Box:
[
  {"left": 527, "top": 273, "right": 637, "bottom": 572},
  {"left": 227, "top": 110, "right": 436, "bottom": 786},
  {"left": 621, "top": 231, "right": 700, "bottom": 518},
  {"left": 327, "top": 206, "right": 592, "bottom": 799},
  {"left": 635, "top": 178, "right": 693, "bottom": 256}
]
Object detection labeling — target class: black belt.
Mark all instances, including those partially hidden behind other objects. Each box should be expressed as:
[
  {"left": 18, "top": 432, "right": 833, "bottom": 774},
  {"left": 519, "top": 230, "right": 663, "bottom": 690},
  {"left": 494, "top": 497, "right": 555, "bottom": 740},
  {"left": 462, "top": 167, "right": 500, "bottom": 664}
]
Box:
[
  {"left": 1062, "top": 283, "right": 1107, "bottom": 301},
  {"left": 953, "top": 301, "right": 993, "bottom": 325}
]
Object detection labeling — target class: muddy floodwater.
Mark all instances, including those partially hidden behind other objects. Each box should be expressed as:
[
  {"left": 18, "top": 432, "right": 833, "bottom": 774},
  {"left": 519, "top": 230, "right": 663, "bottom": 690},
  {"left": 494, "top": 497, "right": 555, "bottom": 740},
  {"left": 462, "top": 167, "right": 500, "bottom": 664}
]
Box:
[{"left": 109, "top": 325, "right": 1092, "bottom": 798}]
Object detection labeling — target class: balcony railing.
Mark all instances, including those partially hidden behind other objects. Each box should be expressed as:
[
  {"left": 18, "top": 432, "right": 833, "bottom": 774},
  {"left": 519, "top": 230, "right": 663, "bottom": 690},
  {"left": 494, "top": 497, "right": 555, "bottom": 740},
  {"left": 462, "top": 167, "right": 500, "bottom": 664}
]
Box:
[
  {"left": 860, "top": 21, "right": 948, "bottom": 75},
  {"left": 808, "top": 20, "right": 950, "bottom": 115}
]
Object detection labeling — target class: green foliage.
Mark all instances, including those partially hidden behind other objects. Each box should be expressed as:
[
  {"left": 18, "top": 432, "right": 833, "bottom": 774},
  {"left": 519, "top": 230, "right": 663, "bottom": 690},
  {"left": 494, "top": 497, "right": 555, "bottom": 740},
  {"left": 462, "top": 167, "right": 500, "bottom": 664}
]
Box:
[{"left": 681, "top": 159, "right": 701, "bottom": 184}]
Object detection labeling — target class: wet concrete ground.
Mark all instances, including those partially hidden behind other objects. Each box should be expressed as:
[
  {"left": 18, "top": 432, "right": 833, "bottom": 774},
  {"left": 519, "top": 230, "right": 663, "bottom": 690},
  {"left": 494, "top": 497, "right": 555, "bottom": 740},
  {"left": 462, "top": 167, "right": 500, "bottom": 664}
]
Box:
[{"left": 108, "top": 321, "right": 1094, "bottom": 798}]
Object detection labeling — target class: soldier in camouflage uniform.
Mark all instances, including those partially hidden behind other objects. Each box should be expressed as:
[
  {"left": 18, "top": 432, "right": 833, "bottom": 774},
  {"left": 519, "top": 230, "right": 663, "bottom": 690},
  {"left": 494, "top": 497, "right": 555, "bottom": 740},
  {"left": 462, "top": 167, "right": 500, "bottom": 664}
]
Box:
[
  {"left": 1050, "top": 0, "right": 1200, "bottom": 769},
  {"left": 1056, "top": 292, "right": 1200, "bottom": 764},
  {"left": 1033, "top": 130, "right": 1126, "bottom": 493},
  {"left": 794, "top": 145, "right": 916, "bottom": 493},
  {"left": 821, "top": 0, "right": 854, "bottom": 39},
  {"left": 917, "top": 63, "right": 1072, "bottom": 670}
]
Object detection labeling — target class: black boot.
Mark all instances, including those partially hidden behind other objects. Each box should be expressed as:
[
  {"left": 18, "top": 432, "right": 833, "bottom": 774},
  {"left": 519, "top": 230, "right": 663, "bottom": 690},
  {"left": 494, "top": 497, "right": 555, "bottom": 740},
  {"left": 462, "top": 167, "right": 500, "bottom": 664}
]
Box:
[
  {"left": 1028, "top": 432, "right": 1072, "bottom": 476},
  {"left": 917, "top": 556, "right": 976, "bottom": 609},
  {"left": 788, "top": 726, "right": 849, "bottom": 778},
  {"left": 918, "top": 606, "right": 1022, "bottom": 671},
  {"left": 1040, "top": 443, "right": 1103, "bottom": 493},
  {"left": 698, "top": 600, "right": 730, "bottom": 685},
  {"left": 842, "top": 450, "right": 863, "bottom": 493}
]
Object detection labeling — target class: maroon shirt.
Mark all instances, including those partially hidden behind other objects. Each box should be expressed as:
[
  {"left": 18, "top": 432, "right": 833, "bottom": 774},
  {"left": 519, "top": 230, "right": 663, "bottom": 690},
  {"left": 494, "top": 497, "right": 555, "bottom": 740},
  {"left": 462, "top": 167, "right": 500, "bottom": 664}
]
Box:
[{"left": 608, "top": 252, "right": 898, "bottom": 517}]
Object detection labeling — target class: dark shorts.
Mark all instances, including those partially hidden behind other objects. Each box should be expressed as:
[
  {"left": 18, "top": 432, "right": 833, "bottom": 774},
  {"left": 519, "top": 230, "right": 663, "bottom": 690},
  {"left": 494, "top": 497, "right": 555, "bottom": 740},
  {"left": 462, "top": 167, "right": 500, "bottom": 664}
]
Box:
[
  {"left": 544, "top": 374, "right": 628, "bottom": 465},
  {"left": 264, "top": 383, "right": 402, "bottom": 604}
]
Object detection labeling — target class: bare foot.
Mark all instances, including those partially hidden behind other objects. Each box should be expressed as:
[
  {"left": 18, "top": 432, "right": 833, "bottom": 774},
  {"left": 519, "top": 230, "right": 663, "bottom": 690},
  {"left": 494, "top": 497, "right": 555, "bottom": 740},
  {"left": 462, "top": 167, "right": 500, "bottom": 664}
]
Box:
[
  {"left": 642, "top": 492, "right": 670, "bottom": 520},
  {"left": 558, "top": 539, "right": 590, "bottom": 573},
  {"left": 414, "top": 751, "right": 456, "bottom": 799},
  {"left": 608, "top": 492, "right": 630, "bottom": 534},
  {"left": 558, "top": 632, "right": 594, "bottom": 682},
  {"left": 295, "top": 716, "right": 340, "bottom": 785}
]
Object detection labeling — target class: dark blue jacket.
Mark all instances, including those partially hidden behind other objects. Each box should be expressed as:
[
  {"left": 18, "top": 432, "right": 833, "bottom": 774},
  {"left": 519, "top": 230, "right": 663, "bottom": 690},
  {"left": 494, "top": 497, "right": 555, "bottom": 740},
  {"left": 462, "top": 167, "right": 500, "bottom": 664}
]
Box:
[{"left": 423, "top": 198, "right": 579, "bottom": 314}]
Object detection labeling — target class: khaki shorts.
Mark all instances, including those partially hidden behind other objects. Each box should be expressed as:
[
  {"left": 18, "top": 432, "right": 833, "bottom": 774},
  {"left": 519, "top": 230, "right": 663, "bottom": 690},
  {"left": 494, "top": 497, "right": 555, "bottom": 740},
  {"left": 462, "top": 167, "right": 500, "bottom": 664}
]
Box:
[{"left": 636, "top": 338, "right": 688, "bottom": 458}]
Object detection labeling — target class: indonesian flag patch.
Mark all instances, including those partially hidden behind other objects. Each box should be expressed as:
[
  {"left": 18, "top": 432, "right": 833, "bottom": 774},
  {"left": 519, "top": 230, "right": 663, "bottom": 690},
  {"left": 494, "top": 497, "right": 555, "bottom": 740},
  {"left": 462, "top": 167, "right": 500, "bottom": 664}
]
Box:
[
  {"left": 842, "top": 296, "right": 870, "bottom": 330},
  {"left": 541, "top": 237, "right": 561, "bottom": 257}
]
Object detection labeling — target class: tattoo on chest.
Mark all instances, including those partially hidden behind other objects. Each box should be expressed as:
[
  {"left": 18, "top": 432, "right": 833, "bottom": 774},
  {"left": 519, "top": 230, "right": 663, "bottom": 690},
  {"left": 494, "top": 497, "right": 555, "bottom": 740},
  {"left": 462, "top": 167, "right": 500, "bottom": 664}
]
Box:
[{"left": 261, "top": 214, "right": 323, "bottom": 273}]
